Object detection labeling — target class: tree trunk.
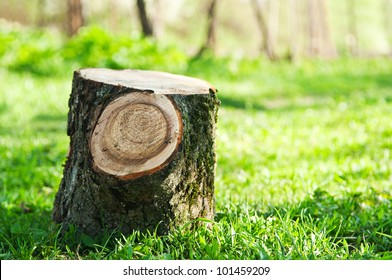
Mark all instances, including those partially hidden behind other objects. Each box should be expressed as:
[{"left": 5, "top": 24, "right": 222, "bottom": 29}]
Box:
[
  {"left": 346, "top": 0, "right": 358, "bottom": 56},
  {"left": 318, "top": 0, "right": 336, "bottom": 57},
  {"left": 251, "top": 0, "right": 275, "bottom": 60},
  {"left": 53, "top": 69, "right": 219, "bottom": 236},
  {"left": 195, "top": 0, "right": 218, "bottom": 57},
  {"left": 36, "top": 0, "right": 46, "bottom": 27},
  {"left": 383, "top": 0, "right": 392, "bottom": 54},
  {"left": 67, "top": 0, "right": 84, "bottom": 37},
  {"left": 267, "top": 0, "right": 280, "bottom": 58},
  {"left": 287, "top": 0, "right": 299, "bottom": 61},
  {"left": 152, "top": 0, "right": 164, "bottom": 39},
  {"left": 136, "top": 0, "right": 154, "bottom": 37},
  {"left": 307, "top": 0, "right": 336, "bottom": 58}
]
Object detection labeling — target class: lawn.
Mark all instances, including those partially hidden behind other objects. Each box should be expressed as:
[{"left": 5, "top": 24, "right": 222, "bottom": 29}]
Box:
[{"left": 1, "top": 27, "right": 392, "bottom": 260}]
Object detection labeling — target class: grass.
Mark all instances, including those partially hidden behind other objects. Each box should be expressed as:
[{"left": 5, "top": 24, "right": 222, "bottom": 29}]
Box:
[{"left": 0, "top": 28, "right": 392, "bottom": 259}]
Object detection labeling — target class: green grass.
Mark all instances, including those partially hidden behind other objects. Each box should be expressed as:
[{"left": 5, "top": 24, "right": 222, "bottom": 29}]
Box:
[{"left": 1, "top": 27, "right": 392, "bottom": 260}]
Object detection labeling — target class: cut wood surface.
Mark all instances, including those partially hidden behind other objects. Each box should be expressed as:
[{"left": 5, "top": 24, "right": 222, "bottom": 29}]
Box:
[
  {"left": 79, "top": 68, "right": 215, "bottom": 95},
  {"left": 90, "top": 92, "right": 182, "bottom": 179},
  {"left": 53, "top": 68, "right": 219, "bottom": 236}
]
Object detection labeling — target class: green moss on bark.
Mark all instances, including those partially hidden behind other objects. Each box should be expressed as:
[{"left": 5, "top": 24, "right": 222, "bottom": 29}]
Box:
[{"left": 53, "top": 70, "right": 219, "bottom": 237}]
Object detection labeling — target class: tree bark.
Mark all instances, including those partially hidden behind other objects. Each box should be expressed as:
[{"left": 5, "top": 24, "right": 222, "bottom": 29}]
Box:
[
  {"left": 67, "top": 0, "right": 84, "bottom": 37},
  {"left": 136, "top": 0, "right": 154, "bottom": 37},
  {"left": 195, "top": 0, "right": 218, "bottom": 57},
  {"left": 53, "top": 69, "right": 219, "bottom": 236}
]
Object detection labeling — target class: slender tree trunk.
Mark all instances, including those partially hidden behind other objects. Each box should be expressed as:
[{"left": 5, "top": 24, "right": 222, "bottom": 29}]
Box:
[
  {"left": 36, "top": 0, "right": 46, "bottom": 27},
  {"left": 251, "top": 0, "right": 275, "bottom": 60},
  {"left": 67, "top": 0, "right": 84, "bottom": 37},
  {"left": 346, "top": 0, "right": 358, "bottom": 56},
  {"left": 383, "top": 0, "right": 392, "bottom": 54},
  {"left": 320, "top": 0, "right": 336, "bottom": 57},
  {"left": 268, "top": 0, "right": 280, "bottom": 58},
  {"left": 307, "top": 0, "right": 319, "bottom": 56},
  {"left": 195, "top": 0, "right": 218, "bottom": 57},
  {"left": 136, "top": 0, "right": 154, "bottom": 37},
  {"left": 152, "top": 0, "right": 164, "bottom": 39},
  {"left": 307, "top": 0, "right": 336, "bottom": 58},
  {"left": 108, "top": 0, "right": 118, "bottom": 31},
  {"left": 287, "top": 0, "right": 299, "bottom": 61}
]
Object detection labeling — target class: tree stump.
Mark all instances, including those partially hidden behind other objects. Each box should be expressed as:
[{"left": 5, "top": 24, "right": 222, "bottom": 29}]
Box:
[{"left": 53, "top": 68, "right": 219, "bottom": 236}]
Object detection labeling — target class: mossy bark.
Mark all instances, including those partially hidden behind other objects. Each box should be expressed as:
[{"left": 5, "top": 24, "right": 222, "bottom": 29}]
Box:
[{"left": 52, "top": 69, "right": 219, "bottom": 236}]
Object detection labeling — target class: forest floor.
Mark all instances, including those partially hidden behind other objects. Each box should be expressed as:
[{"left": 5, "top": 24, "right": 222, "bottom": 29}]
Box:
[{"left": 1, "top": 27, "right": 392, "bottom": 259}]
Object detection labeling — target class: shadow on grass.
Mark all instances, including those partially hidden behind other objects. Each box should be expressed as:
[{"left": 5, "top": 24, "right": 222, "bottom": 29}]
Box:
[
  {"left": 293, "top": 72, "right": 392, "bottom": 100},
  {"left": 0, "top": 204, "right": 117, "bottom": 259},
  {"left": 0, "top": 102, "right": 8, "bottom": 115},
  {"left": 219, "top": 93, "right": 332, "bottom": 112},
  {"left": 32, "top": 113, "right": 67, "bottom": 134},
  {"left": 371, "top": 73, "right": 392, "bottom": 89},
  {"left": 33, "top": 113, "right": 66, "bottom": 122},
  {"left": 2, "top": 188, "right": 391, "bottom": 259},
  {"left": 0, "top": 204, "right": 54, "bottom": 259},
  {"left": 219, "top": 95, "right": 267, "bottom": 111},
  {"left": 0, "top": 103, "right": 10, "bottom": 135},
  {"left": 0, "top": 113, "right": 66, "bottom": 136},
  {"left": 218, "top": 62, "right": 392, "bottom": 112}
]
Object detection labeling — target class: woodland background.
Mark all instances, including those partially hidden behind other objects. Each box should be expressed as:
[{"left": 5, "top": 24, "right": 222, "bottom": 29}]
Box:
[
  {"left": 1, "top": 0, "right": 392, "bottom": 59},
  {"left": 1, "top": 0, "right": 392, "bottom": 260}
]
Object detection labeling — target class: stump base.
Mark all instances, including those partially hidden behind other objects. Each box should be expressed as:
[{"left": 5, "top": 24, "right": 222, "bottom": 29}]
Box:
[{"left": 53, "top": 69, "right": 219, "bottom": 236}]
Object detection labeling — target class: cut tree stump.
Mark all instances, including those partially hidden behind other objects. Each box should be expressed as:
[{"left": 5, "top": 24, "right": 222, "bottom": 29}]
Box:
[{"left": 52, "top": 68, "right": 219, "bottom": 236}]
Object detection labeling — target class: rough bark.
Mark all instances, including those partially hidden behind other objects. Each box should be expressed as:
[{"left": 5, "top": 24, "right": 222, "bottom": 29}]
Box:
[
  {"left": 67, "top": 0, "right": 84, "bottom": 37},
  {"left": 53, "top": 69, "right": 219, "bottom": 236}
]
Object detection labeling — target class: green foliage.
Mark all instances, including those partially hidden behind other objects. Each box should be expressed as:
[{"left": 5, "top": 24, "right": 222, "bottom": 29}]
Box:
[
  {"left": 0, "top": 28, "right": 63, "bottom": 76},
  {"left": 62, "top": 26, "right": 188, "bottom": 71},
  {"left": 0, "top": 25, "right": 187, "bottom": 76},
  {"left": 1, "top": 26, "right": 392, "bottom": 260}
]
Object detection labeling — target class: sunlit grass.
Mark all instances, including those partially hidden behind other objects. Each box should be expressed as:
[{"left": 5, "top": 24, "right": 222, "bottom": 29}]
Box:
[{"left": 1, "top": 42, "right": 392, "bottom": 259}]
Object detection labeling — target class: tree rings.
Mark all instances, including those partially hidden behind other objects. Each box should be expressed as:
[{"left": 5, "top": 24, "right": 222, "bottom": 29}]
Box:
[{"left": 90, "top": 92, "right": 182, "bottom": 179}]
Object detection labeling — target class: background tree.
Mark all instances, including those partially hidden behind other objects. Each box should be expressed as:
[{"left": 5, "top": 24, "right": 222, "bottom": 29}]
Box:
[
  {"left": 383, "top": 0, "right": 392, "bottom": 54},
  {"left": 267, "top": 0, "right": 280, "bottom": 58},
  {"left": 152, "top": 0, "right": 164, "bottom": 39},
  {"left": 251, "top": 0, "right": 275, "bottom": 60},
  {"left": 136, "top": 0, "right": 154, "bottom": 37},
  {"left": 1, "top": 0, "right": 390, "bottom": 59},
  {"left": 195, "top": 0, "right": 218, "bottom": 57},
  {"left": 307, "top": 0, "right": 336, "bottom": 58},
  {"left": 287, "top": 0, "right": 300, "bottom": 61},
  {"left": 67, "top": 0, "right": 84, "bottom": 37},
  {"left": 346, "top": 0, "right": 358, "bottom": 56},
  {"left": 36, "top": 0, "right": 46, "bottom": 27}
]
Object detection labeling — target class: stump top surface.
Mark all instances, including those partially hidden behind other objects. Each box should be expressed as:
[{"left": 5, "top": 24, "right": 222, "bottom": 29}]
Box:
[
  {"left": 78, "top": 68, "right": 216, "bottom": 95},
  {"left": 90, "top": 92, "right": 182, "bottom": 179}
]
